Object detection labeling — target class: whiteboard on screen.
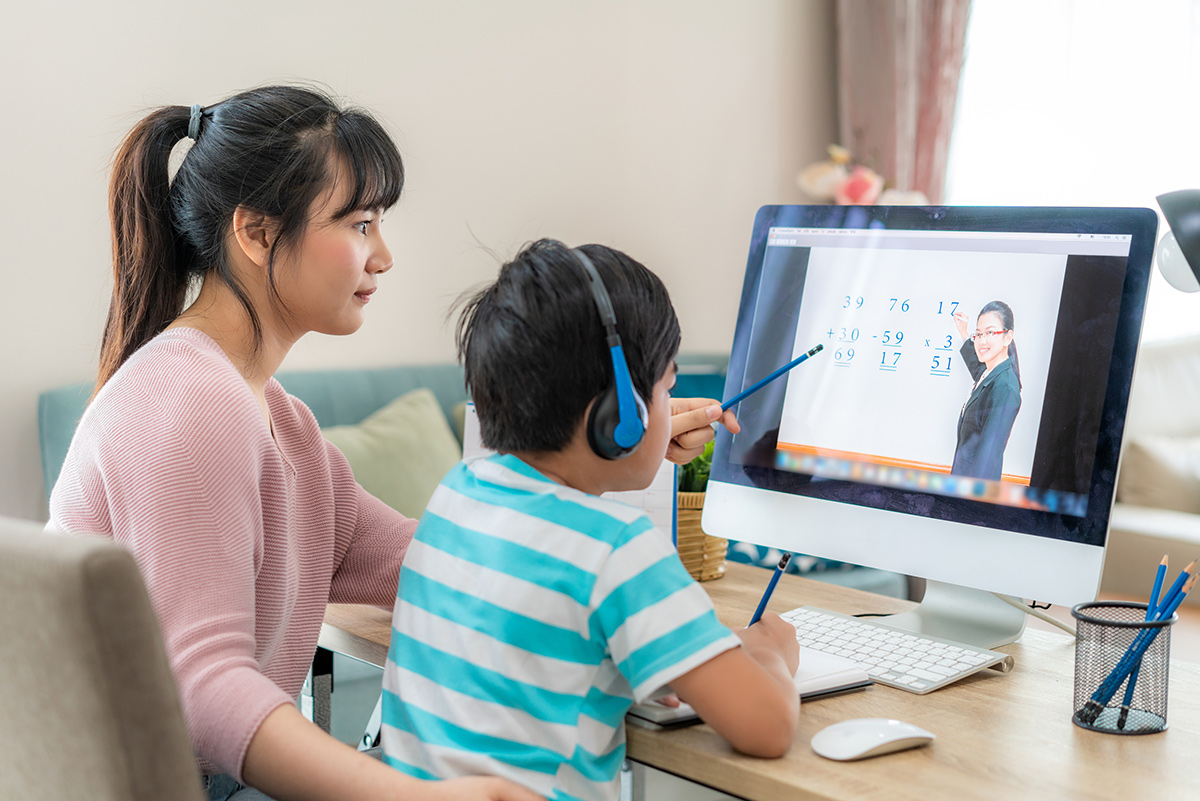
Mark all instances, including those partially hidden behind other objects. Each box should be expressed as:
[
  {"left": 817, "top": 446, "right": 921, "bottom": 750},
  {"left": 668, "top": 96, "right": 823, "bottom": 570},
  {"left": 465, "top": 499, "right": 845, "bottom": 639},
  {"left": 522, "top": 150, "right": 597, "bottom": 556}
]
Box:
[{"left": 776, "top": 247, "right": 1066, "bottom": 480}]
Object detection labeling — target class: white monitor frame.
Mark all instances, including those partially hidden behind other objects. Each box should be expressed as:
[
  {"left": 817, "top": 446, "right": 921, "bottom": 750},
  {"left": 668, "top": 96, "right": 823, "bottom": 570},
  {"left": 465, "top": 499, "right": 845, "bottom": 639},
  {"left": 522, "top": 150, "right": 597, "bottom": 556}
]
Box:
[{"left": 703, "top": 205, "right": 1158, "bottom": 647}]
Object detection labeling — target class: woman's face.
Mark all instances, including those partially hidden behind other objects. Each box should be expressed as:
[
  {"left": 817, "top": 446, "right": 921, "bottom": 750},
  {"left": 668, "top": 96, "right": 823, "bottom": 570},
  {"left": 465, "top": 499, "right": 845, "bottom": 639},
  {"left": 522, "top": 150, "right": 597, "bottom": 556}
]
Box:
[
  {"left": 272, "top": 171, "right": 394, "bottom": 338},
  {"left": 972, "top": 311, "right": 1013, "bottom": 365}
]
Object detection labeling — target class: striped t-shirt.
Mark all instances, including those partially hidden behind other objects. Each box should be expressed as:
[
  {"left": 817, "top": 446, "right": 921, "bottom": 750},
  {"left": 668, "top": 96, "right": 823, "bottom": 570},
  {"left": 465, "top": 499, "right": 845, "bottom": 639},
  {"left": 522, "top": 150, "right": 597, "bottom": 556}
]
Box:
[{"left": 381, "top": 454, "right": 740, "bottom": 801}]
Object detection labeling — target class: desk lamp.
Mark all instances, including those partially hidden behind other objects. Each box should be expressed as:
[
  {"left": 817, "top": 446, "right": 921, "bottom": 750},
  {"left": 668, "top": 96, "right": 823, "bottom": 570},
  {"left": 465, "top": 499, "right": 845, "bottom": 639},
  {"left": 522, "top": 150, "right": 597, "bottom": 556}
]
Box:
[{"left": 1156, "top": 190, "right": 1200, "bottom": 291}]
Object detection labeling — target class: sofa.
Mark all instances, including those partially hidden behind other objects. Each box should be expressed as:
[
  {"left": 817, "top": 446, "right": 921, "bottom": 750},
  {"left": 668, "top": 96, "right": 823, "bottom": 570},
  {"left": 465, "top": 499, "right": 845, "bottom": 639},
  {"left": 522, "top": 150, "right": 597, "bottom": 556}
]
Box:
[
  {"left": 37, "top": 355, "right": 908, "bottom": 599},
  {"left": 1103, "top": 334, "right": 1200, "bottom": 606}
]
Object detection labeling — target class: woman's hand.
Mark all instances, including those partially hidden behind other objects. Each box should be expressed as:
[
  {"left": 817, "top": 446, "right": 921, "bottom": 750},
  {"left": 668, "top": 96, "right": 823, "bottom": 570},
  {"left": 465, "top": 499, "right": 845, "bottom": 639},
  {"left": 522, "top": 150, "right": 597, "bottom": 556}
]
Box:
[
  {"left": 430, "top": 776, "right": 545, "bottom": 801},
  {"left": 667, "top": 398, "right": 741, "bottom": 464},
  {"left": 952, "top": 310, "right": 970, "bottom": 341},
  {"left": 242, "top": 705, "right": 548, "bottom": 801}
]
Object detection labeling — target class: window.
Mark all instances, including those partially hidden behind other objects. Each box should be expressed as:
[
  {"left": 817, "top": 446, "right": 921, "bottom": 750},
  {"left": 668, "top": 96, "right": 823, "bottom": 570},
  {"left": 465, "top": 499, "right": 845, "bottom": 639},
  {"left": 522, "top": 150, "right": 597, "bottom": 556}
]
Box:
[{"left": 946, "top": 0, "right": 1200, "bottom": 342}]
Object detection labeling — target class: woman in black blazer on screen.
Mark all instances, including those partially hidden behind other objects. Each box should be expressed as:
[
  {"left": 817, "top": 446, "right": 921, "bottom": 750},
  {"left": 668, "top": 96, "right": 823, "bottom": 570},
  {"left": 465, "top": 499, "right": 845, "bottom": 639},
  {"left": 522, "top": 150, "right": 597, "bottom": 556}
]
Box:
[{"left": 950, "top": 301, "right": 1022, "bottom": 480}]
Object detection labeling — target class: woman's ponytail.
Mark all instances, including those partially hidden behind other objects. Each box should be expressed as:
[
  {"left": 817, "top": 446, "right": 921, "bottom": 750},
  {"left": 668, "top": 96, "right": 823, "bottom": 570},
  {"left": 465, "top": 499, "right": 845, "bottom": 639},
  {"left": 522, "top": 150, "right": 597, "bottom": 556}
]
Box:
[
  {"left": 98, "top": 106, "right": 194, "bottom": 392},
  {"left": 1008, "top": 341, "right": 1022, "bottom": 389},
  {"left": 978, "top": 300, "right": 1021, "bottom": 389}
]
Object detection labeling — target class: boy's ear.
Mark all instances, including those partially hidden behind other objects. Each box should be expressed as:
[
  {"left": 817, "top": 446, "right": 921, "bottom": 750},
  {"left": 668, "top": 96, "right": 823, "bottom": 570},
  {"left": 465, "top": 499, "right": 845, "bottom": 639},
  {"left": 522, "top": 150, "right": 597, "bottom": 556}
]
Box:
[{"left": 231, "top": 206, "right": 279, "bottom": 269}]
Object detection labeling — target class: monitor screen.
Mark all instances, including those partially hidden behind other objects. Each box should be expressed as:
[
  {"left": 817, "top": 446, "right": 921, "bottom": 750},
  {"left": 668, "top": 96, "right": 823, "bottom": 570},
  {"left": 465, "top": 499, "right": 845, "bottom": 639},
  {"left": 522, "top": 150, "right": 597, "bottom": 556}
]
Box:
[{"left": 704, "top": 205, "right": 1157, "bottom": 610}]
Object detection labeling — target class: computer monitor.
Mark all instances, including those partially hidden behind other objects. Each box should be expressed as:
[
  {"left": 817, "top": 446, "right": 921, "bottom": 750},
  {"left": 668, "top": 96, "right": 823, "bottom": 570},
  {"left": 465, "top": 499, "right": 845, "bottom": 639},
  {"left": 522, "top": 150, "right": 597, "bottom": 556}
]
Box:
[{"left": 703, "top": 205, "right": 1158, "bottom": 648}]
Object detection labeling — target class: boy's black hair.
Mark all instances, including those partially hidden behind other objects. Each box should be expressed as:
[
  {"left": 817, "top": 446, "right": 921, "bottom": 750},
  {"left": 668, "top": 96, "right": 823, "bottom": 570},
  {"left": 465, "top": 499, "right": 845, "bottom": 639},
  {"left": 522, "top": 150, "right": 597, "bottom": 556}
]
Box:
[{"left": 457, "top": 238, "right": 681, "bottom": 454}]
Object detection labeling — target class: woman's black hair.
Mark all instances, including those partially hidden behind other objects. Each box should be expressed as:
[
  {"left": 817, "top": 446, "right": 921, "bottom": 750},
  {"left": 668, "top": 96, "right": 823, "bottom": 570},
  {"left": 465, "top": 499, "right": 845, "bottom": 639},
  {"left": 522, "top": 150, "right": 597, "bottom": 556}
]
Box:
[
  {"left": 457, "top": 239, "right": 681, "bottom": 454},
  {"left": 99, "top": 84, "right": 404, "bottom": 392},
  {"left": 979, "top": 300, "right": 1021, "bottom": 388}
]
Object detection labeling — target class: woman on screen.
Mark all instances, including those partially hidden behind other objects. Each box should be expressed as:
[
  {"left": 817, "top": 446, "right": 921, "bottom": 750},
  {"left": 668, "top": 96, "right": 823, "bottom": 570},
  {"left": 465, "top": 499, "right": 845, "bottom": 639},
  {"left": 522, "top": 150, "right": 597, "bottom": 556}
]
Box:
[{"left": 950, "top": 301, "right": 1022, "bottom": 480}]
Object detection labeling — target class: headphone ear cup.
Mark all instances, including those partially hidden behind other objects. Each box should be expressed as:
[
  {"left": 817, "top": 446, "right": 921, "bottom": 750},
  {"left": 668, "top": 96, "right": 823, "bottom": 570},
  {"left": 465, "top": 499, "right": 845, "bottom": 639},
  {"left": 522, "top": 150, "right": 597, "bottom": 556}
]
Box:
[{"left": 587, "top": 382, "right": 646, "bottom": 460}]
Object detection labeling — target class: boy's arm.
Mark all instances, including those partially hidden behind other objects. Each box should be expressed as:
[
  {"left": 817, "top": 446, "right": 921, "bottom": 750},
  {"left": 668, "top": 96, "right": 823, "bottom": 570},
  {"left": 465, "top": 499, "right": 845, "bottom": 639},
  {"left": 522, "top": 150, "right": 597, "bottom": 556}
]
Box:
[{"left": 668, "top": 613, "right": 800, "bottom": 758}]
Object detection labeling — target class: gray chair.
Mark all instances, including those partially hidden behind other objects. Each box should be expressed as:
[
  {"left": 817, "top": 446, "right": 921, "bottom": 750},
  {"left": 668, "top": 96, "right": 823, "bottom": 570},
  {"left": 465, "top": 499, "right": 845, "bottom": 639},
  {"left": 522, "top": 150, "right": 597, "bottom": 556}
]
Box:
[{"left": 0, "top": 516, "right": 204, "bottom": 801}]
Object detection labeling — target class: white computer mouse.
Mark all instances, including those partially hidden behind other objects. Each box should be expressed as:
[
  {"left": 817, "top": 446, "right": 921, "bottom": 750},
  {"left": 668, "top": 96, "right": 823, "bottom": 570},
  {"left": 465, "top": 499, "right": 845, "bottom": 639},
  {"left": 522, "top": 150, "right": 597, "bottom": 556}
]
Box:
[{"left": 810, "top": 718, "right": 935, "bottom": 761}]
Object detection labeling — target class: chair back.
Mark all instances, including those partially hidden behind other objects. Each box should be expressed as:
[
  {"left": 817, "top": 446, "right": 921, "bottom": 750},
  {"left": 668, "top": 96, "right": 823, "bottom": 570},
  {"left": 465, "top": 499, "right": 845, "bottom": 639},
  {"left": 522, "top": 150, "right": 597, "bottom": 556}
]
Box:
[{"left": 0, "top": 516, "right": 203, "bottom": 800}]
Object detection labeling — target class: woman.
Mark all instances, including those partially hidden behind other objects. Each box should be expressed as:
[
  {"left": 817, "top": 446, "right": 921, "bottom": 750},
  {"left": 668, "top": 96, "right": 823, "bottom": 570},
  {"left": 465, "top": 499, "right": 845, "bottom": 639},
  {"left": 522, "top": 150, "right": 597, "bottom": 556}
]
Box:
[
  {"left": 47, "top": 86, "right": 734, "bottom": 801},
  {"left": 950, "top": 301, "right": 1022, "bottom": 480}
]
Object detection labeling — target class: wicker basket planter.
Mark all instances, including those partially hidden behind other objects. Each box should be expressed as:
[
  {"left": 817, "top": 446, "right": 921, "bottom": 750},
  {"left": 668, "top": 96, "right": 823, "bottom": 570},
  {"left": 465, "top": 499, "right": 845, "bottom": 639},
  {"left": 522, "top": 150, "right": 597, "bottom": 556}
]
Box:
[{"left": 676, "top": 491, "right": 727, "bottom": 582}]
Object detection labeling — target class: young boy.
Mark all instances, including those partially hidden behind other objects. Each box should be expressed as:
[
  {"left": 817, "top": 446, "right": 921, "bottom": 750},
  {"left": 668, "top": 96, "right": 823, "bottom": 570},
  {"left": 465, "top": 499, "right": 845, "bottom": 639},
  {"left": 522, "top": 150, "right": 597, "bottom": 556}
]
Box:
[{"left": 380, "top": 239, "right": 799, "bottom": 801}]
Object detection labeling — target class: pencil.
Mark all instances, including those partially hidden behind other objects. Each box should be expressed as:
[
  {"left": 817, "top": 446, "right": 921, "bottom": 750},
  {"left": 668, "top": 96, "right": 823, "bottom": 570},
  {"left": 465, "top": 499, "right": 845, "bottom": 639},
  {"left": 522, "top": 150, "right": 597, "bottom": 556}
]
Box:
[
  {"left": 748, "top": 552, "right": 791, "bottom": 626},
  {"left": 1148, "top": 554, "right": 1169, "bottom": 617},
  {"left": 1118, "top": 554, "right": 1169, "bottom": 729},
  {"left": 720, "top": 344, "right": 823, "bottom": 412}
]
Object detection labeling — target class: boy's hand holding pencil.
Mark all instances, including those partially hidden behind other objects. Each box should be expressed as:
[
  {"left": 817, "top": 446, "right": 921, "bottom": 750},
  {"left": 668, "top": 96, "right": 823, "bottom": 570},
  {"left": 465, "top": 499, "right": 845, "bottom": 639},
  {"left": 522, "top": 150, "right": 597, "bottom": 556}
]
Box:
[
  {"left": 736, "top": 614, "right": 801, "bottom": 678},
  {"left": 666, "top": 398, "right": 740, "bottom": 464},
  {"left": 665, "top": 342, "right": 823, "bottom": 464}
]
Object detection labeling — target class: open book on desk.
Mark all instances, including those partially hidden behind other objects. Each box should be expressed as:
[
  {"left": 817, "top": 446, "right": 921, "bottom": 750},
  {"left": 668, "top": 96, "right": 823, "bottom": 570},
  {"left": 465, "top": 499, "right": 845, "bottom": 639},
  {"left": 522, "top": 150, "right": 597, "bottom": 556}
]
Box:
[{"left": 627, "top": 646, "right": 871, "bottom": 730}]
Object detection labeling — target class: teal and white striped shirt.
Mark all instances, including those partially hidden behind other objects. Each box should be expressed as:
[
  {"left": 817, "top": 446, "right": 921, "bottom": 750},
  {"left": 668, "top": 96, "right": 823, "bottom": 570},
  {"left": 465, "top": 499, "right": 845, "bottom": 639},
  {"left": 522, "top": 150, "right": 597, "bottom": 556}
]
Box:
[{"left": 381, "top": 454, "right": 739, "bottom": 801}]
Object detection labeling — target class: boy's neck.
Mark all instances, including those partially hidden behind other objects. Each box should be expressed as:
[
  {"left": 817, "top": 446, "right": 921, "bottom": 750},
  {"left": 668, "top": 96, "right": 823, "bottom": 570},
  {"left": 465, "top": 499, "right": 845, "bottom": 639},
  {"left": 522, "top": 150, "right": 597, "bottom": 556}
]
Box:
[{"left": 511, "top": 434, "right": 623, "bottom": 497}]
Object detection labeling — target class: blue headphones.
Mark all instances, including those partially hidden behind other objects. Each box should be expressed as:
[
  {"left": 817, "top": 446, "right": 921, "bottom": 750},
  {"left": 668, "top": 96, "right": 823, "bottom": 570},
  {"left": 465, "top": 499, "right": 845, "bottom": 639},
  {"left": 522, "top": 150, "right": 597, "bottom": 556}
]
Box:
[{"left": 573, "top": 248, "right": 648, "bottom": 460}]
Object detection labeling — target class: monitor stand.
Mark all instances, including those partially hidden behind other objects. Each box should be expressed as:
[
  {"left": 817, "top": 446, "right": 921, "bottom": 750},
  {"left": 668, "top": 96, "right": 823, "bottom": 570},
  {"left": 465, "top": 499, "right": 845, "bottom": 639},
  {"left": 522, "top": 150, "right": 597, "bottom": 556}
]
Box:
[{"left": 882, "top": 580, "right": 1027, "bottom": 650}]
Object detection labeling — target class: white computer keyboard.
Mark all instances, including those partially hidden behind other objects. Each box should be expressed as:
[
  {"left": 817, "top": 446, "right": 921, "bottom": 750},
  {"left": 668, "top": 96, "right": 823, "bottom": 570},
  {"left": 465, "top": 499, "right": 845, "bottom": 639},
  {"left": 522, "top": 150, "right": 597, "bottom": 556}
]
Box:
[{"left": 781, "top": 606, "right": 1015, "bottom": 694}]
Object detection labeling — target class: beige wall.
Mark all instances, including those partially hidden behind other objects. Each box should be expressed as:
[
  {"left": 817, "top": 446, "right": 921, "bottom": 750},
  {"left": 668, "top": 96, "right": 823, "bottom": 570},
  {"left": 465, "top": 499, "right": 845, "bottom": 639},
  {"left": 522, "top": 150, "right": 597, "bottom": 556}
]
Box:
[{"left": 0, "top": 0, "right": 837, "bottom": 521}]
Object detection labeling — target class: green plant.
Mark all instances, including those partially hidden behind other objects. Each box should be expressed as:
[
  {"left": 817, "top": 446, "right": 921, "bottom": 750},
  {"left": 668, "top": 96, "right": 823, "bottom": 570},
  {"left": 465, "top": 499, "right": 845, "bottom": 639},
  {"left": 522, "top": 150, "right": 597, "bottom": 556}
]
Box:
[{"left": 678, "top": 440, "right": 715, "bottom": 493}]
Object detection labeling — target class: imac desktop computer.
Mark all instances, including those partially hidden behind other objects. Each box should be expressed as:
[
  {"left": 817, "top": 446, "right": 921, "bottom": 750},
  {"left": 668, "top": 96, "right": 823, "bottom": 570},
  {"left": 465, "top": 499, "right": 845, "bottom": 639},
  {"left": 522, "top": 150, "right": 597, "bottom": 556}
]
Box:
[{"left": 703, "top": 204, "right": 1158, "bottom": 665}]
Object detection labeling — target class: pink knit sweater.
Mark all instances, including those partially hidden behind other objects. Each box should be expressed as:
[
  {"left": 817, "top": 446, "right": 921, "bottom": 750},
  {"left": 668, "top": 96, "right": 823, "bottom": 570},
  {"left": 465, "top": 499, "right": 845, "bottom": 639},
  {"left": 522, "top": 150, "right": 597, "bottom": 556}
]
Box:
[{"left": 48, "top": 328, "right": 415, "bottom": 780}]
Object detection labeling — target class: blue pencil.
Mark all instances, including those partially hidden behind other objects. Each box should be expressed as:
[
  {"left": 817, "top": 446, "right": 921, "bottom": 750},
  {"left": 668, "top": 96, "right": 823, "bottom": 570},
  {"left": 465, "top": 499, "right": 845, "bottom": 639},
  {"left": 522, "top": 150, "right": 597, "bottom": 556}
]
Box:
[
  {"left": 748, "top": 552, "right": 791, "bottom": 626},
  {"left": 1148, "top": 555, "right": 1169, "bottom": 618},
  {"left": 1118, "top": 554, "right": 1169, "bottom": 729},
  {"left": 721, "top": 344, "right": 824, "bottom": 412}
]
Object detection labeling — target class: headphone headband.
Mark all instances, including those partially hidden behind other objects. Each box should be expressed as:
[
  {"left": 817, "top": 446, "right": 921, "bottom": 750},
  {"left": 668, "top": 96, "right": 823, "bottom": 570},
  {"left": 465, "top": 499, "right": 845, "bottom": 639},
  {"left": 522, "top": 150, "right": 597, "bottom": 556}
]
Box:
[{"left": 573, "top": 249, "right": 618, "bottom": 336}]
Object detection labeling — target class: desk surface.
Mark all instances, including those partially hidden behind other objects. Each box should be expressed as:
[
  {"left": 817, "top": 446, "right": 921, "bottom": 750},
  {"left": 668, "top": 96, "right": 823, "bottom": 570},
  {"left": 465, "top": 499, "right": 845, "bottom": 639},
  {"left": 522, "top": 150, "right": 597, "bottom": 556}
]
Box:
[{"left": 321, "top": 563, "right": 1200, "bottom": 801}]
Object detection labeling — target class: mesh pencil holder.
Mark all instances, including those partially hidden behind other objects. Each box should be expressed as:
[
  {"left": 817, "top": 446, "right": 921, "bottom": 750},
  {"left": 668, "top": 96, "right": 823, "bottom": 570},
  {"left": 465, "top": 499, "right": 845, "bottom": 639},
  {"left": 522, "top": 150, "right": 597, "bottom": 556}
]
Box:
[{"left": 1071, "top": 601, "right": 1175, "bottom": 735}]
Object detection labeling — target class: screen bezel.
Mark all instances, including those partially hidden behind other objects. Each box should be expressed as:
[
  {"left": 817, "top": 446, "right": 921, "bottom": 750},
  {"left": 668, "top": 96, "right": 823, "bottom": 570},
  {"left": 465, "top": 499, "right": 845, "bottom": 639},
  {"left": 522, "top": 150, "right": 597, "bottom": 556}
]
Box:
[{"left": 704, "top": 205, "right": 1157, "bottom": 606}]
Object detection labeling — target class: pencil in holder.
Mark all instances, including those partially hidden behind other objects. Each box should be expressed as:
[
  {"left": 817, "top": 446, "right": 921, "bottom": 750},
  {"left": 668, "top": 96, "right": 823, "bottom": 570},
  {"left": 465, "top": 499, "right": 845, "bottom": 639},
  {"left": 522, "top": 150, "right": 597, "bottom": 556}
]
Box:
[{"left": 1071, "top": 601, "right": 1174, "bottom": 735}]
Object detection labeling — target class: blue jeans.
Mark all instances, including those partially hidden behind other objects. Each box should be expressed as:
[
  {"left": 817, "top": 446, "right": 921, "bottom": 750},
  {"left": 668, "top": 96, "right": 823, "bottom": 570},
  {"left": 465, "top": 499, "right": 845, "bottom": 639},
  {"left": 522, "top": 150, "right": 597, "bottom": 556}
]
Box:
[
  {"left": 205, "top": 747, "right": 383, "bottom": 800},
  {"left": 204, "top": 772, "right": 273, "bottom": 801}
]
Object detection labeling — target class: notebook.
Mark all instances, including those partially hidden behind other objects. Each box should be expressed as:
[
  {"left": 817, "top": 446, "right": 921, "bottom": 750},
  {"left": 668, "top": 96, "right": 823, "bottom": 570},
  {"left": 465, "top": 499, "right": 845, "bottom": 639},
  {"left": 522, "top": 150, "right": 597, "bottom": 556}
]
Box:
[{"left": 627, "top": 646, "right": 872, "bottom": 730}]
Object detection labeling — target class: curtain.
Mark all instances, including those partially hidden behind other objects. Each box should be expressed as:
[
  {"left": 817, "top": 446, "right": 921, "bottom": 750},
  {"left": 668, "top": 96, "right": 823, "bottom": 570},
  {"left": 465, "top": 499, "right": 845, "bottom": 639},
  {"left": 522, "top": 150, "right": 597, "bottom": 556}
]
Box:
[{"left": 836, "top": 0, "right": 972, "bottom": 204}]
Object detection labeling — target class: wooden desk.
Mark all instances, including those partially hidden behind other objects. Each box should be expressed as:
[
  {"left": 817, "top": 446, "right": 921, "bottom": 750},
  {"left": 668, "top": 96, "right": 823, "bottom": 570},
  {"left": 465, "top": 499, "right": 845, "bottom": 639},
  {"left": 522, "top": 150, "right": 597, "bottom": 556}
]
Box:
[{"left": 320, "top": 563, "right": 1200, "bottom": 801}]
